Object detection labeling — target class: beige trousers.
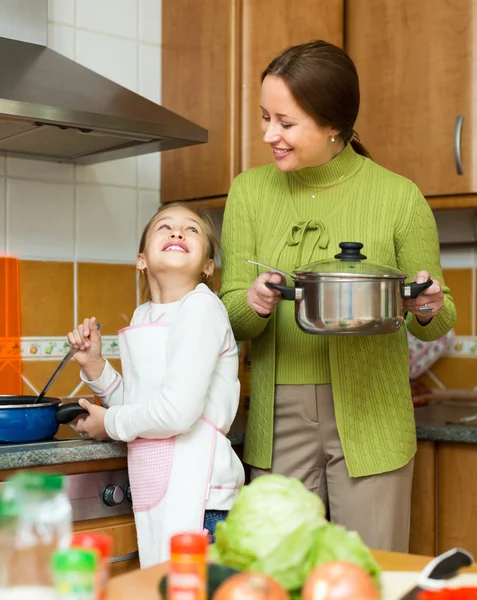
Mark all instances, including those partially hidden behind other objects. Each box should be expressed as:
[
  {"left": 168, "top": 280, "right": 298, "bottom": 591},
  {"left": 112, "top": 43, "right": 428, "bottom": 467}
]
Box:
[{"left": 250, "top": 385, "right": 414, "bottom": 552}]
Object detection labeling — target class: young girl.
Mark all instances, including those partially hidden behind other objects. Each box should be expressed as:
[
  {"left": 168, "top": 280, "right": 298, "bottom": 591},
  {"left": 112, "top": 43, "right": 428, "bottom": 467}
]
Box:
[{"left": 67, "top": 202, "right": 245, "bottom": 568}]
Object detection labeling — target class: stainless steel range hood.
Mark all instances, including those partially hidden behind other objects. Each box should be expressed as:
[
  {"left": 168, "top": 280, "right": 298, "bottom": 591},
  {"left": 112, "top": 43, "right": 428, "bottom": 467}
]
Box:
[{"left": 0, "top": 0, "right": 207, "bottom": 164}]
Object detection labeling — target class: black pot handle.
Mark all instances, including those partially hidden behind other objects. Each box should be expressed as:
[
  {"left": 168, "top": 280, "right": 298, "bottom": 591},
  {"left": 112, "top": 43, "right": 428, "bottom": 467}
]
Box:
[
  {"left": 402, "top": 279, "right": 433, "bottom": 299},
  {"left": 265, "top": 282, "right": 296, "bottom": 300},
  {"left": 56, "top": 402, "right": 89, "bottom": 424}
]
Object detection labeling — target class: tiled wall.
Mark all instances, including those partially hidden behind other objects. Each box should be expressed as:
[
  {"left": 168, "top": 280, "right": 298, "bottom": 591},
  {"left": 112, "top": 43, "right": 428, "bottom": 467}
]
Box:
[{"left": 0, "top": 0, "right": 162, "bottom": 400}]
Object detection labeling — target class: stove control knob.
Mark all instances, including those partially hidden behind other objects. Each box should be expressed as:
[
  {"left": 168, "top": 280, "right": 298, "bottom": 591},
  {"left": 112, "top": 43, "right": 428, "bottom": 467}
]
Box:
[
  {"left": 102, "top": 484, "right": 124, "bottom": 506},
  {"left": 126, "top": 485, "right": 132, "bottom": 503}
]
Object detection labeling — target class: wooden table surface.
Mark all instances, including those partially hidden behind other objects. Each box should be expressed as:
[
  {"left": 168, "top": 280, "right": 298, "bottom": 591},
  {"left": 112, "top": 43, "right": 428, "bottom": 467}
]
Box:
[{"left": 106, "top": 550, "right": 477, "bottom": 599}]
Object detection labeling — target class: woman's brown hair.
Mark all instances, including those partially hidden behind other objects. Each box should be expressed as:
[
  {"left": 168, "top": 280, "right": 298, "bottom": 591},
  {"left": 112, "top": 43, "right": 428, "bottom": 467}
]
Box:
[
  {"left": 138, "top": 201, "right": 220, "bottom": 302},
  {"left": 261, "top": 40, "right": 371, "bottom": 159}
]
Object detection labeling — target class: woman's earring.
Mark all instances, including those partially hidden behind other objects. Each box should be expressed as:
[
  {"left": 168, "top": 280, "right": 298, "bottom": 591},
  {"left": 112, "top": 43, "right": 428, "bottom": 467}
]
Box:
[{"left": 331, "top": 135, "right": 335, "bottom": 143}]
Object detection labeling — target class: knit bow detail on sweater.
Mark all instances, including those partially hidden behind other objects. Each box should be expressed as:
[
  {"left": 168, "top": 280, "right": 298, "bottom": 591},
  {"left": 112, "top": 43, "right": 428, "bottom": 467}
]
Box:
[{"left": 287, "top": 220, "right": 329, "bottom": 268}]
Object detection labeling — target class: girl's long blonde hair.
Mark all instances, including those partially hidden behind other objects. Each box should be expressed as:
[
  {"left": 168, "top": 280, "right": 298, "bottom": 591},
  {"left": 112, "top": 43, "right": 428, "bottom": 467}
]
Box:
[{"left": 138, "top": 201, "right": 220, "bottom": 302}]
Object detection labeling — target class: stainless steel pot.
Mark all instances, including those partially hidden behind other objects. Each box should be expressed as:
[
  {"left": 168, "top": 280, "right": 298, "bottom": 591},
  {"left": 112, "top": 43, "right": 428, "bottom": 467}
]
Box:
[{"left": 250, "top": 242, "right": 433, "bottom": 336}]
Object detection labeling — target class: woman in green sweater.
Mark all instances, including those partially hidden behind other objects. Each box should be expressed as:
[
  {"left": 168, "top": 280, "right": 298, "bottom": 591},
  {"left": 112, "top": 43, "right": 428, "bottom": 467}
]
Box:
[{"left": 219, "top": 40, "right": 455, "bottom": 552}]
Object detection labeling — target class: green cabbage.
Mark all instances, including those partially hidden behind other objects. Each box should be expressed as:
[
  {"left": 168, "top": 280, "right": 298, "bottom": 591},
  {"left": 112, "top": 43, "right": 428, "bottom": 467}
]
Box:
[
  {"left": 210, "top": 475, "right": 381, "bottom": 594},
  {"left": 311, "top": 522, "right": 381, "bottom": 586},
  {"left": 211, "top": 474, "right": 326, "bottom": 570}
]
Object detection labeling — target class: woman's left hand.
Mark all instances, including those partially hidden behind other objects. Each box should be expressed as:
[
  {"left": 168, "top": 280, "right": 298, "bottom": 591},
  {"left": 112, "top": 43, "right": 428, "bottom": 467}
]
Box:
[
  {"left": 75, "top": 399, "right": 110, "bottom": 441},
  {"left": 403, "top": 270, "right": 444, "bottom": 324}
]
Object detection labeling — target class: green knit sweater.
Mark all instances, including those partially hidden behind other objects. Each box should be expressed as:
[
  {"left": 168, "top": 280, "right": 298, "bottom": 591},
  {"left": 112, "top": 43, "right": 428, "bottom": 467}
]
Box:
[{"left": 219, "top": 144, "right": 456, "bottom": 478}]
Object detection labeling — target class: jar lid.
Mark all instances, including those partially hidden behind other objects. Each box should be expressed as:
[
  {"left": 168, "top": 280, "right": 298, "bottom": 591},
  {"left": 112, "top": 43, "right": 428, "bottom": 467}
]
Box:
[
  {"left": 10, "top": 472, "right": 65, "bottom": 492},
  {"left": 295, "top": 242, "right": 405, "bottom": 279},
  {"left": 171, "top": 532, "right": 208, "bottom": 554},
  {"left": 71, "top": 532, "right": 113, "bottom": 559},
  {"left": 52, "top": 548, "right": 98, "bottom": 573}
]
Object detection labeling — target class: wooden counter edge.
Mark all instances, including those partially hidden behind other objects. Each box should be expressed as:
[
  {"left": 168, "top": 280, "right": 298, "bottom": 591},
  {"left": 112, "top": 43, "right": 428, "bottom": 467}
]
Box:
[{"left": 106, "top": 550, "right": 477, "bottom": 600}]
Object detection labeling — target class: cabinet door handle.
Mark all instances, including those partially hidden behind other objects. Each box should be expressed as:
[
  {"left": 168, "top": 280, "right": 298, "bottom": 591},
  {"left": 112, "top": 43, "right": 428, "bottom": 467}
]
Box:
[
  {"left": 108, "top": 550, "right": 139, "bottom": 564},
  {"left": 455, "top": 115, "right": 464, "bottom": 175}
]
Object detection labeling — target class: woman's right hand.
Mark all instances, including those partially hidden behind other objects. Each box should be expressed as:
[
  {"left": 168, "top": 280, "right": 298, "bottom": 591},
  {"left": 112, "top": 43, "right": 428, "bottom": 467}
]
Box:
[
  {"left": 67, "top": 317, "right": 104, "bottom": 371},
  {"left": 247, "top": 272, "right": 284, "bottom": 317}
]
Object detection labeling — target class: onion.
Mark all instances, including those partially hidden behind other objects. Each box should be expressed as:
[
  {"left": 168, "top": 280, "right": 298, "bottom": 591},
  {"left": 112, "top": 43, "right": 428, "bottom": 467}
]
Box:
[
  {"left": 302, "top": 561, "right": 379, "bottom": 600},
  {"left": 214, "top": 572, "right": 290, "bottom": 600}
]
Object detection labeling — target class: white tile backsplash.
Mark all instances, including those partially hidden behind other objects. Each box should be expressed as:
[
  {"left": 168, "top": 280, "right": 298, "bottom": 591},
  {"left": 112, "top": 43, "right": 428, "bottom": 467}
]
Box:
[
  {"left": 76, "top": 30, "right": 138, "bottom": 92},
  {"left": 7, "top": 180, "right": 75, "bottom": 260},
  {"left": 138, "top": 190, "right": 160, "bottom": 242},
  {"left": 7, "top": 158, "right": 74, "bottom": 183},
  {"left": 76, "top": 0, "right": 138, "bottom": 39},
  {"left": 138, "top": 153, "right": 160, "bottom": 190},
  {"left": 48, "top": 0, "right": 75, "bottom": 26},
  {"left": 139, "top": 0, "right": 162, "bottom": 44},
  {"left": 47, "top": 24, "right": 76, "bottom": 59},
  {"left": 75, "top": 157, "right": 138, "bottom": 188},
  {"left": 3, "top": 0, "right": 162, "bottom": 264},
  {"left": 76, "top": 185, "right": 138, "bottom": 262},
  {"left": 0, "top": 178, "right": 6, "bottom": 255},
  {"left": 139, "top": 43, "right": 161, "bottom": 103},
  {"left": 440, "top": 247, "right": 476, "bottom": 269}
]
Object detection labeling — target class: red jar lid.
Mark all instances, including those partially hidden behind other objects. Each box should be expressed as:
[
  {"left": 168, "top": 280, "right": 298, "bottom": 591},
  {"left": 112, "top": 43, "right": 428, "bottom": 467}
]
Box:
[
  {"left": 170, "top": 532, "right": 208, "bottom": 554},
  {"left": 71, "top": 532, "right": 113, "bottom": 559}
]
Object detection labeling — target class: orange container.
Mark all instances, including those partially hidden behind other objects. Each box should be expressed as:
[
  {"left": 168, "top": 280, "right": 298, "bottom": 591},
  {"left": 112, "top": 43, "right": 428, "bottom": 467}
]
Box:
[{"left": 168, "top": 532, "right": 208, "bottom": 600}]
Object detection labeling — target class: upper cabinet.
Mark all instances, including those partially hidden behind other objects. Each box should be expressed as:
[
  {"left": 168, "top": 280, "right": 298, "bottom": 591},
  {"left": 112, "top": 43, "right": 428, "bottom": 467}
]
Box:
[
  {"left": 161, "top": 0, "right": 240, "bottom": 203},
  {"left": 161, "top": 0, "right": 343, "bottom": 203},
  {"left": 240, "top": 0, "right": 343, "bottom": 171},
  {"left": 346, "top": 1, "right": 477, "bottom": 197}
]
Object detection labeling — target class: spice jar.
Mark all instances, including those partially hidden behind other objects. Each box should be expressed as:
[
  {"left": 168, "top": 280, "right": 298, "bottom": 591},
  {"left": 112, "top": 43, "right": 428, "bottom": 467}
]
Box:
[
  {"left": 52, "top": 548, "right": 98, "bottom": 600},
  {"left": 168, "top": 532, "right": 208, "bottom": 600},
  {"left": 71, "top": 532, "right": 113, "bottom": 600}
]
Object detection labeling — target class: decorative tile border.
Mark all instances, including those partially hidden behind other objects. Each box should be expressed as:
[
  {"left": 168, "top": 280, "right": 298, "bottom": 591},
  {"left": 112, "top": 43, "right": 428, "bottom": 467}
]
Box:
[
  {"left": 0, "top": 337, "right": 120, "bottom": 360},
  {"left": 446, "top": 336, "right": 477, "bottom": 357},
  {"left": 0, "top": 334, "right": 475, "bottom": 361}
]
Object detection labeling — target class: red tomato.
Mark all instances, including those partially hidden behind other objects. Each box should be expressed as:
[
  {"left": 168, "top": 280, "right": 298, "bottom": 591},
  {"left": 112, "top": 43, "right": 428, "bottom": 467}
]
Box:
[
  {"left": 214, "top": 572, "right": 290, "bottom": 600},
  {"left": 302, "top": 561, "right": 379, "bottom": 600}
]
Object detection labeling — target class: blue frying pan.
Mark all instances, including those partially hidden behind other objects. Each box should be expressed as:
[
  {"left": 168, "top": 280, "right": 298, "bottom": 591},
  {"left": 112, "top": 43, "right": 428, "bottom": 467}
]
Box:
[{"left": 0, "top": 396, "right": 88, "bottom": 443}]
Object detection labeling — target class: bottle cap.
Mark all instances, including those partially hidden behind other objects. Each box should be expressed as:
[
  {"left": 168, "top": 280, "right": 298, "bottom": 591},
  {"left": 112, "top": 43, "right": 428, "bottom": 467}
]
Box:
[
  {"left": 11, "top": 472, "right": 64, "bottom": 492},
  {"left": 171, "top": 532, "right": 208, "bottom": 554},
  {"left": 71, "top": 532, "right": 113, "bottom": 559},
  {"left": 52, "top": 548, "right": 98, "bottom": 573}
]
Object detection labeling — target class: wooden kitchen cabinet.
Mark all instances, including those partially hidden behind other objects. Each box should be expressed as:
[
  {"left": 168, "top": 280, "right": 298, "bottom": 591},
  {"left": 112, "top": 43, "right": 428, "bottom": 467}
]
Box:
[
  {"left": 161, "top": 0, "right": 343, "bottom": 203},
  {"left": 409, "top": 441, "right": 436, "bottom": 556},
  {"left": 346, "top": 1, "right": 477, "bottom": 198},
  {"left": 437, "top": 442, "right": 477, "bottom": 557},
  {"left": 75, "top": 515, "right": 139, "bottom": 578},
  {"left": 240, "top": 0, "right": 343, "bottom": 171}
]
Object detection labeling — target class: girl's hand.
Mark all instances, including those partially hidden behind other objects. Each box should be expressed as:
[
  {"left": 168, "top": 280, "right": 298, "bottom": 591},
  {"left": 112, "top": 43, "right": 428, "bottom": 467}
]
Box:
[
  {"left": 67, "top": 317, "right": 105, "bottom": 378},
  {"left": 75, "top": 400, "right": 110, "bottom": 440},
  {"left": 403, "top": 270, "right": 445, "bottom": 324},
  {"left": 247, "top": 272, "right": 284, "bottom": 317}
]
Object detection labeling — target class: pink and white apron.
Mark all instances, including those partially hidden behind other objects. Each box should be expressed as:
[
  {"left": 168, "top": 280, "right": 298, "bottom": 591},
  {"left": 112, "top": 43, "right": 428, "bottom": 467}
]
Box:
[{"left": 118, "top": 310, "right": 217, "bottom": 567}]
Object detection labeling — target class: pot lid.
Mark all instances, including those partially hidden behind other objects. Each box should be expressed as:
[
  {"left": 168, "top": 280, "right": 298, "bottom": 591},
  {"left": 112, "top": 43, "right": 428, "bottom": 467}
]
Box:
[{"left": 295, "top": 242, "right": 406, "bottom": 279}]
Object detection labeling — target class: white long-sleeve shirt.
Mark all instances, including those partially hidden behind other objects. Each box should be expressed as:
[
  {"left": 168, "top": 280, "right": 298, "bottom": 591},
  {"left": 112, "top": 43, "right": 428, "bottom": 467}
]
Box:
[{"left": 81, "top": 284, "right": 244, "bottom": 509}]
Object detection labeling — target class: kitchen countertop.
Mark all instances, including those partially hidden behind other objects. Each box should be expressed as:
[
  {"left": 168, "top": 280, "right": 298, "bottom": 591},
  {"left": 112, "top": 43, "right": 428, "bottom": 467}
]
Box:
[
  {"left": 0, "top": 414, "right": 248, "bottom": 471},
  {"left": 3, "top": 404, "right": 477, "bottom": 471},
  {"left": 415, "top": 401, "right": 477, "bottom": 443}
]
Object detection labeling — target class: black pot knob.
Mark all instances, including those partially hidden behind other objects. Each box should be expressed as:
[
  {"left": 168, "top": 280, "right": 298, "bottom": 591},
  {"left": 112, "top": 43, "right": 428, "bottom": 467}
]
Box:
[{"left": 334, "top": 242, "right": 367, "bottom": 261}]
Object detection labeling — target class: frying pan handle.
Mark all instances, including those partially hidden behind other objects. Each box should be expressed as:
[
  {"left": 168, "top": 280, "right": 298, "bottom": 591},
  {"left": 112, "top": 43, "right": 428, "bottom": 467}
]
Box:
[
  {"left": 402, "top": 279, "right": 433, "bottom": 299},
  {"left": 56, "top": 402, "right": 89, "bottom": 424},
  {"left": 266, "top": 282, "right": 301, "bottom": 301}
]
